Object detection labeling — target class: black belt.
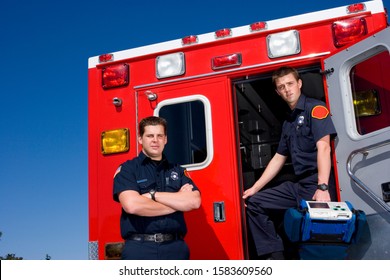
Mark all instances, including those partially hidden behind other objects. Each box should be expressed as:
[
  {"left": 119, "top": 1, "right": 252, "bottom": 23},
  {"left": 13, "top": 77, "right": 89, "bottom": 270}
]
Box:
[{"left": 128, "top": 233, "right": 180, "bottom": 243}]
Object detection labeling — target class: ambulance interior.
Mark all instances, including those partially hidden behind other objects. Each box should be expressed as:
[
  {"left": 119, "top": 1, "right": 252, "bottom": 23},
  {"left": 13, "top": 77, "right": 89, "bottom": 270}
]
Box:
[
  {"left": 234, "top": 66, "right": 328, "bottom": 259},
  {"left": 235, "top": 67, "right": 326, "bottom": 191}
]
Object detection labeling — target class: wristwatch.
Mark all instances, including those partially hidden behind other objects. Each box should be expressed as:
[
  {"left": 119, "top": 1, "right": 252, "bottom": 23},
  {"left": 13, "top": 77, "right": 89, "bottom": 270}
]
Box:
[
  {"left": 149, "top": 189, "right": 156, "bottom": 201},
  {"left": 317, "top": 183, "right": 329, "bottom": 191}
]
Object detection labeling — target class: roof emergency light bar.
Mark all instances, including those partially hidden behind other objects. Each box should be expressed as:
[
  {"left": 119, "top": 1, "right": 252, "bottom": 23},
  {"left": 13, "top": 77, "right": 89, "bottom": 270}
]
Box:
[{"left": 89, "top": 1, "right": 383, "bottom": 69}]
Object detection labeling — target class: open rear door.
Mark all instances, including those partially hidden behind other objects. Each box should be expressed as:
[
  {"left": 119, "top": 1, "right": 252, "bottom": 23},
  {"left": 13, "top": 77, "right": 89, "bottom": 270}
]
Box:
[
  {"left": 136, "top": 77, "right": 245, "bottom": 259},
  {"left": 323, "top": 27, "right": 390, "bottom": 259}
]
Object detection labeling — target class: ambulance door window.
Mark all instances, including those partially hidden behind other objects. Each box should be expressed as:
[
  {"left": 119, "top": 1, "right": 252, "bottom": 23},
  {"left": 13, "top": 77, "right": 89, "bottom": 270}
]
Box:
[
  {"left": 350, "top": 50, "right": 390, "bottom": 135},
  {"left": 158, "top": 100, "right": 208, "bottom": 166}
]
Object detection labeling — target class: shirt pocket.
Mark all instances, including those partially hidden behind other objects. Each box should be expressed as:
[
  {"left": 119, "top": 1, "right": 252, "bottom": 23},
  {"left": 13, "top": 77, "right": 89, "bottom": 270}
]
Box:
[
  {"left": 137, "top": 179, "right": 158, "bottom": 194},
  {"left": 296, "top": 126, "right": 315, "bottom": 152},
  {"left": 165, "top": 176, "right": 182, "bottom": 192}
]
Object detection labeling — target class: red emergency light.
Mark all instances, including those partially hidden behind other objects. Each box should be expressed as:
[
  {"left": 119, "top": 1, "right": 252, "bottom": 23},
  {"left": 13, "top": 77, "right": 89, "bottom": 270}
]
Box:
[
  {"left": 215, "top": 28, "right": 232, "bottom": 38},
  {"left": 250, "top": 21, "right": 267, "bottom": 32},
  {"left": 99, "top": 53, "right": 114, "bottom": 63},
  {"left": 332, "top": 17, "right": 367, "bottom": 47},
  {"left": 182, "top": 35, "right": 198, "bottom": 45},
  {"left": 102, "top": 63, "right": 129, "bottom": 89},
  {"left": 212, "top": 53, "right": 242, "bottom": 70},
  {"left": 347, "top": 3, "right": 366, "bottom": 13}
]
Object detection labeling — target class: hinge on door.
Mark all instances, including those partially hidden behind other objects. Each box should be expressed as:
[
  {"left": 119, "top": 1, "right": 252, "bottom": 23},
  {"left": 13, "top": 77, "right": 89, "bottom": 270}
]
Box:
[{"left": 320, "top": 68, "right": 334, "bottom": 75}]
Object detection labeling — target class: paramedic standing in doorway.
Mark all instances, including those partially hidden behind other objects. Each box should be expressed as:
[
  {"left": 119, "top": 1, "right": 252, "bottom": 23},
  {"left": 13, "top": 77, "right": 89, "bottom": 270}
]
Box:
[
  {"left": 242, "top": 66, "right": 337, "bottom": 260},
  {"left": 113, "top": 116, "right": 201, "bottom": 260}
]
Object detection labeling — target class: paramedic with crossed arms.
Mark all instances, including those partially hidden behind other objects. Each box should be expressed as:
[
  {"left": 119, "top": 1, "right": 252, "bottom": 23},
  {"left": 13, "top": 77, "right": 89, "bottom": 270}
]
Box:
[
  {"left": 242, "top": 66, "right": 337, "bottom": 260},
  {"left": 113, "top": 116, "right": 201, "bottom": 260}
]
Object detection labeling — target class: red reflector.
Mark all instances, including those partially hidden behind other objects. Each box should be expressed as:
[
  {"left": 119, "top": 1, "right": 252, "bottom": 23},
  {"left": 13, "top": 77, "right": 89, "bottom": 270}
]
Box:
[
  {"left": 182, "top": 35, "right": 198, "bottom": 45},
  {"left": 102, "top": 64, "right": 129, "bottom": 89},
  {"left": 215, "top": 28, "right": 231, "bottom": 38},
  {"left": 332, "top": 18, "right": 367, "bottom": 47},
  {"left": 99, "top": 53, "right": 113, "bottom": 63},
  {"left": 347, "top": 3, "right": 366, "bottom": 13},
  {"left": 212, "top": 53, "right": 242, "bottom": 70},
  {"left": 250, "top": 21, "right": 267, "bottom": 32}
]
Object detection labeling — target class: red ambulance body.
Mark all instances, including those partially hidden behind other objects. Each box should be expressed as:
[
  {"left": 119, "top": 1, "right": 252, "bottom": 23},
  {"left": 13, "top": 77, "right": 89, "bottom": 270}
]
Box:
[{"left": 88, "top": 0, "right": 390, "bottom": 259}]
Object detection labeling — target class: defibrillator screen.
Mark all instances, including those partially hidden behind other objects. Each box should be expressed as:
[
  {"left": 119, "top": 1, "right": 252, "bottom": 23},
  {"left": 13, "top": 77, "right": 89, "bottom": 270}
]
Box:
[{"left": 308, "top": 202, "right": 330, "bottom": 209}]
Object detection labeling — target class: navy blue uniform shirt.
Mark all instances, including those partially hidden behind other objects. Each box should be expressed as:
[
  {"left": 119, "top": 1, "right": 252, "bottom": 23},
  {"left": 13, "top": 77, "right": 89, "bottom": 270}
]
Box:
[
  {"left": 113, "top": 152, "right": 199, "bottom": 239},
  {"left": 277, "top": 94, "right": 337, "bottom": 176}
]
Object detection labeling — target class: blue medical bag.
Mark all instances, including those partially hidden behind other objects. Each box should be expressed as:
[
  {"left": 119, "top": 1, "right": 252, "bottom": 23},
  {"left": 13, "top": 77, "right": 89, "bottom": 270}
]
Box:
[{"left": 284, "top": 200, "right": 367, "bottom": 259}]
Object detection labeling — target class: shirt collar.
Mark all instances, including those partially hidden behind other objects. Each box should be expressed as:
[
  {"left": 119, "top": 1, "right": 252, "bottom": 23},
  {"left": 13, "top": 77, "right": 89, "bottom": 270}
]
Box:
[
  {"left": 287, "top": 94, "right": 306, "bottom": 121},
  {"left": 294, "top": 93, "right": 306, "bottom": 112},
  {"left": 139, "top": 151, "right": 168, "bottom": 166}
]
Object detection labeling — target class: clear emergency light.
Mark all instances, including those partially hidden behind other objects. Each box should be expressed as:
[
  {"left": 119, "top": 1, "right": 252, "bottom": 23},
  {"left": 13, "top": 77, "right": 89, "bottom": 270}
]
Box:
[
  {"left": 102, "top": 64, "right": 129, "bottom": 89},
  {"left": 156, "top": 52, "right": 185, "bottom": 79},
  {"left": 101, "top": 128, "right": 129, "bottom": 155},
  {"left": 267, "top": 30, "right": 301, "bottom": 58},
  {"left": 332, "top": 18, "right": 367, "bottom": 47}
]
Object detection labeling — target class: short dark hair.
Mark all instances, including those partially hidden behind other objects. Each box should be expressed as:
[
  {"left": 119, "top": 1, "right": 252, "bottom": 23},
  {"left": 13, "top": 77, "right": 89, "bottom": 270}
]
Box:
[
  {"left": 272, "top": 66, "right": 300, "bottom": 85},
  {"left": 139, "top": 116, "right": 167, "bottom": 136}
]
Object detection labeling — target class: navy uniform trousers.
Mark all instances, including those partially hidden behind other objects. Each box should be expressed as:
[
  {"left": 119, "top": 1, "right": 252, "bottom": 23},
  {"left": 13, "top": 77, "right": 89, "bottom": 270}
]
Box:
[{"left": 246, "top": 172, "right": 336, "bottom": 257}]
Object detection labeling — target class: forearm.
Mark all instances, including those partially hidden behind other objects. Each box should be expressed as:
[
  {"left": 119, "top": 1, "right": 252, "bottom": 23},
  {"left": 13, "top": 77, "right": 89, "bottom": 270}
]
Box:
[
  {"left": 313, "top": 136, "right": 332, "bottom": 202},
  {"left": 316, "top": 136, "right": 332, "bottom": 185},
  {"left": 242, "top": 153, "right": 286, "bottom": 200},
  {"left": 155, "top": 190, "right": 201, "bottom": 212},
  {"left": 119, "top": 190, "right": 176, "bottom": 217},
  {"left": 253, "top": 153, "right": 286, "bottom": 191}
]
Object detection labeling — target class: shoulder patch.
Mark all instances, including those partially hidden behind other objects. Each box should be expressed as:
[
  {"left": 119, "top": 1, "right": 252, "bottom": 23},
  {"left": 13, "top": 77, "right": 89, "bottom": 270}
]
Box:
[
  {"left": 311, "top": 105, "right": 329, "bottom": 119},
  {"left": 113, "top": 166, "right": 122, "bottom": 178}
]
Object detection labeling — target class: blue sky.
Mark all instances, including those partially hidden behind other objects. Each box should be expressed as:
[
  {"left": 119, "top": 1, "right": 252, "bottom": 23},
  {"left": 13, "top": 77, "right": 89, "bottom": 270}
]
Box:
[{"left": 0, "top": 0, "right": 388, "bottom": 260}]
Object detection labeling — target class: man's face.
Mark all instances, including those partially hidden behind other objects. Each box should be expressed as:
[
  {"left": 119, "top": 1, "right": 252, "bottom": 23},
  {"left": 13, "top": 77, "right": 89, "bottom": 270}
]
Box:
[
  {"left": 138, "top": 124, "right": 167, "bottom": 160},
  {"left": 274, "top": 73, "right": 302, "bottom": 109}
]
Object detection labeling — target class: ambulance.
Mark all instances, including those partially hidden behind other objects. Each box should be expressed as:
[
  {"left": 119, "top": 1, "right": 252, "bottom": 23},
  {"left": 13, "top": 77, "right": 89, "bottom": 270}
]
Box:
[{"left": 88, "top": 0, "right": 390, "bottom": 259}]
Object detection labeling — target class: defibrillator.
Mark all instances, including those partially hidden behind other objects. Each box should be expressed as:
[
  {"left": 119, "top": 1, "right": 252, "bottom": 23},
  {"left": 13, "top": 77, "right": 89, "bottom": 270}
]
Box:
[{"left": 284, "top": 200, "right": 368, "bottom": 259}]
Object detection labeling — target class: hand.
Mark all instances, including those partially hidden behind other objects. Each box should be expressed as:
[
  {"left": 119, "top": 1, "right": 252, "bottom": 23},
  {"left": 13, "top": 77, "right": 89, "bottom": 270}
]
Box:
[
  {"left": 312, "top": 189, "right": 331, "bottom": 202},
  {"left": 180, "top": 183, "right": 194, "bottom": 192},
  {"left": 242, "top": 185, "right": 259, "bottom": 200},
  {"left": 242, "top": 185, "right": 261, "bottom": 207}
]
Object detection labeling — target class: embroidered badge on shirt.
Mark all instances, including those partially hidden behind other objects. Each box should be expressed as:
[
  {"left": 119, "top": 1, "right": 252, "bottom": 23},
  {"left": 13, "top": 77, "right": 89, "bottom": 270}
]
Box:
[
  {"left": 297, "top": 115, "right": 305, "bottom": 126},
  {"left": 170, "top": 171, "right": 179, "bottom": 181},
  {"left": 311, "top": 105, "right": 330, "bottom": 119}
]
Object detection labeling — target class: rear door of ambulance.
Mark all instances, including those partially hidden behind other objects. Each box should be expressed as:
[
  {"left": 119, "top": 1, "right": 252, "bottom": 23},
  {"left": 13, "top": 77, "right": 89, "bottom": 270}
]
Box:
[
  {"left": 323, "top": 27, "right": 390, "bottom": 259},
  {"left": 136, "top": 76, "right": 246, "bottom": 259}
]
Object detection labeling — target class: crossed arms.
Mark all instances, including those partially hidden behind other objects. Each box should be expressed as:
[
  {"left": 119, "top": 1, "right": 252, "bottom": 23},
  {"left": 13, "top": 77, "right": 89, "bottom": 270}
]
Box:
[{"left": 118, "top": 183, "right": 201, "bottom": 217}]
